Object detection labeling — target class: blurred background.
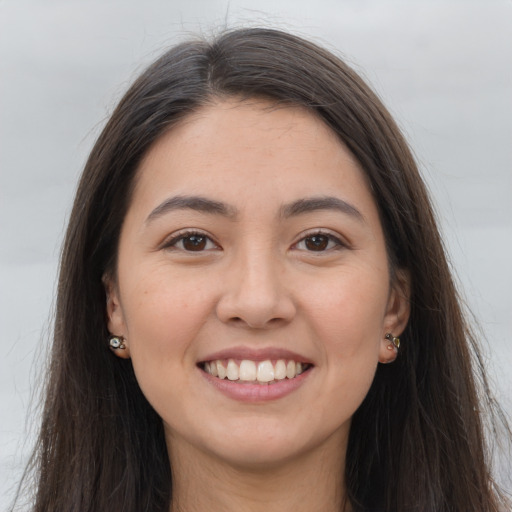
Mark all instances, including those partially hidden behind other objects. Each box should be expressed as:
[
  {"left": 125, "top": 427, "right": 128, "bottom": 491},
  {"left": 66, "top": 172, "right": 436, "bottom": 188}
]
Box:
[{"left": 1, "top": 0, "right": 511, "bottom": 507}]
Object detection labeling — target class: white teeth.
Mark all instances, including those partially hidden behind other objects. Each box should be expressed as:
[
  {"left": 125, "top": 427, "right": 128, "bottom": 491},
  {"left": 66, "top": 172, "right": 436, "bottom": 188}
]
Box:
[
  {"left": 286, "top": 360, "right": 296, "bottom": 379},
  {"left": 227, "top": 359, "right": 239, "bottom": 380},
  {"left": 257, "top": 360, "right": 275, "bottom": 382},
  {"left": 274, "top": 359, "right": 287, "bottom": 380},
  {"left": 239, "top": 360, "right": 257, "bottom": 381},
  {"left": 204, "top": 358, "right": 309, "bottom": 383},
  {"left": 216, "top": 361, "right": 227, "bottom": 379}
]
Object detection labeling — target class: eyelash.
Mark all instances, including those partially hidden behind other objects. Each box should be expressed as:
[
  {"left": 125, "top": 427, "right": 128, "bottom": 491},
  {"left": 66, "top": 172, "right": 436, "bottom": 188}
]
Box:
[
  {"left": 292, "top": 230, "right": 346, "bottom": 252},
  {"left": 163, "top": 230, "right": 220, "bottom": 252},
  {"left": 163, "top": 229, "right": 346, "bottom": 253}
]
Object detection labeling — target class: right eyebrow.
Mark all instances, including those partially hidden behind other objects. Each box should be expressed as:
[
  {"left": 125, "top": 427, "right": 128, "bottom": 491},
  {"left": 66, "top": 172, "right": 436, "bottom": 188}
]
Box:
[{"left": 145, "top": 195, "right": 238, "bottom": 224}]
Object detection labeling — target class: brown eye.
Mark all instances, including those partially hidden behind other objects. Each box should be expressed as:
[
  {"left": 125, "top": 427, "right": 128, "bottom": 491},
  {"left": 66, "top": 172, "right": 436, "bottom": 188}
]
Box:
[
  {"left": 294, "top": 232, "right": 344, "bottom": 253},
  {"left": 304, "top": 235, "right": 330, "bottom": 251},
  {"left": 181, "top": 235, "right": 207, "bottom": 251},
  {"left": 165, "top": 232, "right": 218, "bottom": 252}
]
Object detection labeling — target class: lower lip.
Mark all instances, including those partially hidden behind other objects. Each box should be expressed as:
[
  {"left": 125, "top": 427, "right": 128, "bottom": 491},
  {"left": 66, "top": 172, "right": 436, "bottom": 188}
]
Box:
[{"left": 200, "top": 368, "right": 312, "bottom": 402}]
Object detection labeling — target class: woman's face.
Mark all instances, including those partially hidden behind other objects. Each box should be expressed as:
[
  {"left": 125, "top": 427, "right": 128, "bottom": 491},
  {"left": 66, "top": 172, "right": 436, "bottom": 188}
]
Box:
[{"left": 106, "top": 99, "right": 409, "bottom": 468}]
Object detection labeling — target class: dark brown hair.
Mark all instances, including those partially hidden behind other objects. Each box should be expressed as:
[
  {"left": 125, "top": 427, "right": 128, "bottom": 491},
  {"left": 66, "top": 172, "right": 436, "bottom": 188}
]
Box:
[{"left": 16, "top": 28, "right": 510, "bottom": 511}]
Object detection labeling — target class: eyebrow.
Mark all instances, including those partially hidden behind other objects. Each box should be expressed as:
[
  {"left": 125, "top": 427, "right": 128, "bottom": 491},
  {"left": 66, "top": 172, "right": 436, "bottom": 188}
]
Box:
[
  {"left": 146, "top": 194, "right": 364, "bottom": 223},
  {"left": 146, "top": 195, "right": 238, "bottom": 223},
  {"left": 281, "top": 196, "right": 364, "bottom": 221}
]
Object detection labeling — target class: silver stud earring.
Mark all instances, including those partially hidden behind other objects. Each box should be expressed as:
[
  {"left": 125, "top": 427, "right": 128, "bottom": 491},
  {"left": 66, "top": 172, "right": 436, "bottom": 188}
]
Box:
[{"left": 109, "top": 335, "right": 126, "bottom": 350}]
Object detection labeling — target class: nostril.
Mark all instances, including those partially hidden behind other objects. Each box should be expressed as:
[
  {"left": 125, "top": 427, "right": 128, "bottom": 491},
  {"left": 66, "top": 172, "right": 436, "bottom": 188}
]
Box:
[
  {"left": 216, "top": 286, "right": 297, "bottom": 328},
  {"left": 228, "top": 316, "right": 287, "bottom": 329},
  {"left": 227, "top": 317, "right": 245, "bottom": 326}
]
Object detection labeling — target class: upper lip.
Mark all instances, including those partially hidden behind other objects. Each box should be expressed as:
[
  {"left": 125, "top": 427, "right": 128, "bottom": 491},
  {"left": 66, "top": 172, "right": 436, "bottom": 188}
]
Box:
[{"left": 199, "top": 346, "right": 313, "bottom": 364}]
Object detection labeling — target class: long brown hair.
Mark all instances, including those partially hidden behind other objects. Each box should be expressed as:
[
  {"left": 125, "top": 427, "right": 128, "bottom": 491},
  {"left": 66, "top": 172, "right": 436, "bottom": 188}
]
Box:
[{"left": 15, "top": 28, "right": 510, "bottom": 511}]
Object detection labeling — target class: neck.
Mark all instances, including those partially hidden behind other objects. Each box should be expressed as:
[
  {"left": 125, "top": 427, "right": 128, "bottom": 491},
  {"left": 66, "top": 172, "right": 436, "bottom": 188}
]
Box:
[{"left": 167, "top": 433, "right": 351, "bottom": 512}]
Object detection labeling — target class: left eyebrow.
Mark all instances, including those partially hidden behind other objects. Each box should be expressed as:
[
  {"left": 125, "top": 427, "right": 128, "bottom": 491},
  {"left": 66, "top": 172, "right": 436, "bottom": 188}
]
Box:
[
  {"left": 145, "top": 194, "right": 364, "bottom": 224},
  {"left": 280, "top": 196, "right": 364, "bottom": 221}
]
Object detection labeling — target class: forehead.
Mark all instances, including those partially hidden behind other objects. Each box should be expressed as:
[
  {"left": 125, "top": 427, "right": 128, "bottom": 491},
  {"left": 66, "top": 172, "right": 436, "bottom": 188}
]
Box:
[
  {"left": 130, "top": 98, "right": 376, "bottom": 220},
  {"left": 137, "top": 99, "right": 365, "bottom": 193}
]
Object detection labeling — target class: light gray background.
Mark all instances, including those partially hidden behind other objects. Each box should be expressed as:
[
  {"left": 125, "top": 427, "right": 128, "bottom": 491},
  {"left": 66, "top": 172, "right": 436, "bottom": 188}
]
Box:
[{"left": 1, "top": 0, "right": 511, "bottom": 507}]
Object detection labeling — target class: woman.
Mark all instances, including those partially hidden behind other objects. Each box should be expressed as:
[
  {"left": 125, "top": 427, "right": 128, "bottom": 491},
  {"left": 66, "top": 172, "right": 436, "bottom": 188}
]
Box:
[{"left": 17, "top": 28, "right": 510, "bottom": 511}]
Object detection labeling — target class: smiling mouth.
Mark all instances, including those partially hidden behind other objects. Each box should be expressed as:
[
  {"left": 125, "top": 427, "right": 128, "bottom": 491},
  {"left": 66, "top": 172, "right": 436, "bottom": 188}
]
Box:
[{"left": 199, "top": 359, "right": 313, "bottom": 385}]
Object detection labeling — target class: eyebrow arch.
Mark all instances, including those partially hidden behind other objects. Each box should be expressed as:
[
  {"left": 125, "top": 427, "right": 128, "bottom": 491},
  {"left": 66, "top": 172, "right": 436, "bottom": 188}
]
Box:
[
  {"left": 281, "top": 196, "right": 364, "bottom": 221},
  {"left": 146, "top": 195, "right": 238, "bottom": 223}
]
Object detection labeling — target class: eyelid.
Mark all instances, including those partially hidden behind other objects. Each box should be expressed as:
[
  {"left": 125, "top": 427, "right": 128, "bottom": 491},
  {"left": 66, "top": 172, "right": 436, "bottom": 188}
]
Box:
[
  {"left": 291, "top": 229, "right": 348, "bottom": 251},
  {"left": 161, "top": 229, "right": 221, "bottom": 251},
  {"left": 159, "top": 228, "right": 348, "bottom": 252}
]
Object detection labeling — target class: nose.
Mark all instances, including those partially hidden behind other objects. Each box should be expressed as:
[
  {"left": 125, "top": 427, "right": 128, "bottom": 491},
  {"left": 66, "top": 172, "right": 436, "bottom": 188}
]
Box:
[{"left": 215, "top": 250, "right": 296, "bottom": 329}]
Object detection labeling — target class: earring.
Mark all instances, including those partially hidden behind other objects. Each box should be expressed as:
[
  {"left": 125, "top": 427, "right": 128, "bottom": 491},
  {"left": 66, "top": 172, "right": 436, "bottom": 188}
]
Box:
[
  {"left": 109, "top": 335, "right": 126, "bottom": 350},
  {"left": 385, "top": 333, "right": 400, "bottom": 350}
]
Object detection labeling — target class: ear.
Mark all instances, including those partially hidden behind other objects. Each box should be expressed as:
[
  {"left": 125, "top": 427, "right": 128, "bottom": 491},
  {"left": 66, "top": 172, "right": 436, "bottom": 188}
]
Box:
[
  {"left": 379, "top": 268, "right": 410, "bottom": 364},
  {"left": 103, "top": 273, "right": 131, "bottom": 359}
]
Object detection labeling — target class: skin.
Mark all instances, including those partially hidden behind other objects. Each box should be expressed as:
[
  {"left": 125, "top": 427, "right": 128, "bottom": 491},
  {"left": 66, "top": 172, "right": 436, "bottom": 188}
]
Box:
[{"left": 106, "top": 98, "right": 410, "bottom": 512}]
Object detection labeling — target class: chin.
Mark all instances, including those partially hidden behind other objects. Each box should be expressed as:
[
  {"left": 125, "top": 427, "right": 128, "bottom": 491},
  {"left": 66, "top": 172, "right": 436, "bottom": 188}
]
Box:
[
  {"left": 179, "top": 416, "right": 348, "bottom": 471},
  {"left": 210, "top": 440, "right": 307, "bottom": 470}
]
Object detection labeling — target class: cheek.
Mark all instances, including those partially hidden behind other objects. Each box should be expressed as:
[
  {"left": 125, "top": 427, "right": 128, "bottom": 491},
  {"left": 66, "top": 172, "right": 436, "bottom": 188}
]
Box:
[
  {"left": 301, "top": 263, "right": 390, "bottom": 342},
  {"left": 297, "top": 262, "right": 389, "bottom": 402},
  {"left": 120, "top": 269, "right": 214, "bottom": 364},
  {"left": 119, "top": 271, "right": 216, "bottom": 417}
]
